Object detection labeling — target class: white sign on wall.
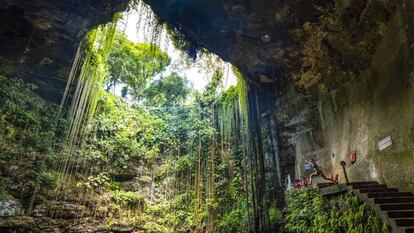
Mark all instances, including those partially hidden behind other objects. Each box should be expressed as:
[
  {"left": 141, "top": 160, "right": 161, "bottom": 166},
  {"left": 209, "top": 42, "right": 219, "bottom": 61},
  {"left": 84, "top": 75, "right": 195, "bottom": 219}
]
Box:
[{"left": 378, "top": 136, "right": 392, "bottom": 151}]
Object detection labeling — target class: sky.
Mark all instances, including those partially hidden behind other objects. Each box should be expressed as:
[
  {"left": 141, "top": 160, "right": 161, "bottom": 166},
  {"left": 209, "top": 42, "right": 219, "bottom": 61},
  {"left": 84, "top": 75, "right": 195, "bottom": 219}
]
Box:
[{"left": 121, "top": 7, "right": 237, "bottom": 92}]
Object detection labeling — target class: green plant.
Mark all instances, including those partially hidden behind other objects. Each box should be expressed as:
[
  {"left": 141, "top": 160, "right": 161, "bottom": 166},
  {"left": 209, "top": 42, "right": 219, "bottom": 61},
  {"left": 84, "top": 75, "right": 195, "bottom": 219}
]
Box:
[
  {"left": 284, "top": 189, "right": 389, "bottom": 233},
  {"left": 0, "top": 150, "right": 16, "bottom": 160},
  {"left": 39, "top": 171, "right": 59, "bottom": 188},
  {"left": 106, "top": 31, "right": 170, "bottom": 98},
  {"left": 0, "top": 75, "right": 66, "bottom": 153},
  {"left": 4, "top": 124, "right": 15, "bottom": 139},
  {"left": 111, "top": 189, "right": 143, "bottom": 206},
  {"left": 163, "top": 23, "right": 197, "bottom": 58},
  {"left": 90, "top": 172, "right": 112, "bottom": 187},
  {"left": 0, "top": 192, "right": 12, "bottom": 201},
  {"left": 0, "top": 176, "right": 11, "bottom": 191},
  {"left": 268, "top": 204, "right": 281, "bottom": 223},
  {"left": 217, "top": 200, "right": 248, "bottom": 233},
  {"left": 216, "top": 178, "right": 249, "bottom": 233}
]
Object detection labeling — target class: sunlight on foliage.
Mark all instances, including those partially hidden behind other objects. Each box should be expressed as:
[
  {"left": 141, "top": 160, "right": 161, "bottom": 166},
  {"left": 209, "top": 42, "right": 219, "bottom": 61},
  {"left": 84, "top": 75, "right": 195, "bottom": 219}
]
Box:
[{"left": 106, "top": 31, "right": 170, "bottom": 98}]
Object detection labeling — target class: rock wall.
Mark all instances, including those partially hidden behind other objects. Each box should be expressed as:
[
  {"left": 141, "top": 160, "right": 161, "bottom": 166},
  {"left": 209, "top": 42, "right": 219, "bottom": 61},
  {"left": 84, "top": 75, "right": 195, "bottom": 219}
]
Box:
[
  {"left": 0, "top": 0, "right": 129, "bottom": 102},
  {"left": 276, "top": 1, "right": 414, "bottom": 192}
]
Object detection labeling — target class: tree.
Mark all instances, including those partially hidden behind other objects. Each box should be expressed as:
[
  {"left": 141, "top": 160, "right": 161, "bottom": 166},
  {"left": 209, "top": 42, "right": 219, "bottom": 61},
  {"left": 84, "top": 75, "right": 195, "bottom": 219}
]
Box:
[
  {"left": 106, "top": 31, "right": 171, "bottom": 98},
  {"left": 142, "top": 73, "right": 190, "bottom": 107}
]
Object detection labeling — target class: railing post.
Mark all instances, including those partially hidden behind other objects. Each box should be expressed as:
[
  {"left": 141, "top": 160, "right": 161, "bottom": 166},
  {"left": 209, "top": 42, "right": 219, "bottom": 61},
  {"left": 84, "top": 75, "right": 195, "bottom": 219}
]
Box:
[{"left": 340, "top": 161, "right": 350, "bottom": 185}]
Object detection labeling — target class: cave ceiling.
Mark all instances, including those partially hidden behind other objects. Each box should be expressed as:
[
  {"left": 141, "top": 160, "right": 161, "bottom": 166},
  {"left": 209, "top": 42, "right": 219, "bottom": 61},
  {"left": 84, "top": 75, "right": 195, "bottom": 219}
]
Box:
[{"left": 0, "top": 0, "right": 403, "bottom": 101}]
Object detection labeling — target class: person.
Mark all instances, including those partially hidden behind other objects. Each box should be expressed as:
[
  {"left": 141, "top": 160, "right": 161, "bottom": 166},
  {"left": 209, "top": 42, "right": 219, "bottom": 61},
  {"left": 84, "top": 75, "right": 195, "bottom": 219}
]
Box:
[{"left": 305, "top": 157, "right": 337, "bottom": 185}]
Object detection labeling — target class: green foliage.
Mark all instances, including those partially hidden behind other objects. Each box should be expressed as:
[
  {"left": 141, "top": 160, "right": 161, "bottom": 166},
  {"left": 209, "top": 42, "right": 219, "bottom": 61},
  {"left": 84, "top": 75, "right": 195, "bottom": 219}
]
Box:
[
  {"left": 0, "top": 192, "right": 12, "bottom": 201},
  {"left": 203, "top": 69, "right": 224, "bottom": 104},
  {"left": 77, "top": 172, "right": 112, "bottom": 190},
  {"left": 142, "top": 73, "right": 189, "bottom": 107},
  {"left": 0, "top": 74, "right": 68, "bottom": 210},
  {"left": 217, "top": 201, "right": 248, "bottom": 233},
  {"left": 0, "top": 151, "right": 16, "bottom": 162},
  {"left": 106, "top": 31, "right": 170, "bottom": 98},
  {"left": 284, "top": 189, "right": 389, "bottom": 233},
  {"left": 0, "top": 176, "right": 11, "bottom": 190},
  {"left": 0, "top": 74, "right": 64, "bottom": 177},
  {"left": 217, "top": 177, "right": 249, "bottom": 233},
  {"left": 4, "top": 124, "right": 15, "bottom": 139},
  {"left": 0, "top": 75, "right": 37, "bottom": 126},
  {"left": 68, "top": 19, "right": 120, "bottom": 140},
  {"left": 268, "top": 204, "right": 282, "bottom": 223},
  {"left": 149, "top": 106, "right": 199, "bottom": 153},
  {"left": 164, "top": 23, "right": 197, "bottom": 58},
  {"left": 166, "top": 192, "right": 205, "bottom": 233},
  {"left": 176, "top": 154, "right": 193, "bottom": 172},
  {"left": 0, "top": 74, "right": 65, "bottom": 152},
  {"left": 233, "top": 67, "right": 248, "bottom": 131},
  {"left": 81, "top": 92, "right": 166, "bottom": 168},
  {"left": 111, "top": 189, "right": 143, "bottom": 206},
  {"left": 216, "top": 86, "right": 238, "bottom": 149},
  {"left": 39, "top": 171, "right": 59, "bottom": 188}
]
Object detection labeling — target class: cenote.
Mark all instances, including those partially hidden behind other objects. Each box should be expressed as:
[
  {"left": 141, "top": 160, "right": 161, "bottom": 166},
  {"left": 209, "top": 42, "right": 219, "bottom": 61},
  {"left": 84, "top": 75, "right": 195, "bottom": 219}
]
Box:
[{"left": 1, "top": 1, "right": 414, "bottom": 233}]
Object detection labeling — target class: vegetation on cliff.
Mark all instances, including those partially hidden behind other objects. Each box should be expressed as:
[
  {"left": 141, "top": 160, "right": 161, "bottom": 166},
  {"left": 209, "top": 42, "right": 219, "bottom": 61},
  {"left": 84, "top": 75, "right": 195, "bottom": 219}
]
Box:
[
  {"left": 284, "top": 189, "right": 388, "bottom": 233},
  {"left": 0, "top": 25, "right": 257, "bottom": 232}
]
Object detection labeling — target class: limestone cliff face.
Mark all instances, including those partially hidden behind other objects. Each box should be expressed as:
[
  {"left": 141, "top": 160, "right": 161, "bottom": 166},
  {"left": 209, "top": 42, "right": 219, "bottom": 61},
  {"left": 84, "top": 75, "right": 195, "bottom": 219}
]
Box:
[
  {"left": 0, "top": 0, "right": 129, "bottom": 102},
  {"left": 144, "top": 0, "right": 414, "bottom": 191},
  {"left": 272, "top": 1, "right": 414, "bottom": 192}
]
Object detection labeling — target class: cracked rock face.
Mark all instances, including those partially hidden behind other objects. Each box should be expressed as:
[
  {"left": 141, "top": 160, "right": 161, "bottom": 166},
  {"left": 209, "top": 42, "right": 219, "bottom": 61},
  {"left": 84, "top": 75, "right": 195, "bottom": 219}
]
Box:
[{"left": 0, "top": 0, "right": 129, "bottom": 102}]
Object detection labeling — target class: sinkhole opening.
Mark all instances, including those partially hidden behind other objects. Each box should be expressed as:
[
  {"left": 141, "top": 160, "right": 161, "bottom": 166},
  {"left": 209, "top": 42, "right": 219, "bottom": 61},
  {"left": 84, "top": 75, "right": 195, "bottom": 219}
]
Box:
[{"left": 0, "top": 1, "right": 256, "bottom": 232}]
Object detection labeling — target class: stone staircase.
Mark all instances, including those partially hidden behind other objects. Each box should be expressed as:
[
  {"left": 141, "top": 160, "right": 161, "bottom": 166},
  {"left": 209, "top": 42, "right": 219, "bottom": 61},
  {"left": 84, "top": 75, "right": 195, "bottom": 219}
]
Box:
[
  {"left": 348, "top": 181, "right": 414, "bottom": 233},
  {"left": 318, "top": 181, "right": 414, "bottom": 233},
  {"left": 317, "top": 181, "right": 414, "bottom": 233}
]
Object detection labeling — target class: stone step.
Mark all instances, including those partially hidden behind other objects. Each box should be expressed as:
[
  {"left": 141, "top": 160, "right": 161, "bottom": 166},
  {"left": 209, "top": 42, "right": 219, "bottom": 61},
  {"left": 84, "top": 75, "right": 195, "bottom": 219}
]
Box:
[
  {"left": 359, "top": 188, "right": 398, "bottom": 193},
  {"left": 368, "top": 192, "right": 413, "bottom": 198},
  {"left": 319, "top": 184, "right": 348, "bottom": 196},
  {"left": 349, "top": 181, "right": 379, "bottom": 185},
  {"left": 388, "top": 211, "right": 414, "bottom": 218},
  {"left": 380, "top": 203, "right": 414, "bottom": 211},
  {"left": 375, "top": 197, "right": 414, "bottom": 204},
  {"left": 403, "top": 228, "right": 414, "bottom": 233},
  {"left": 395, "top": 219, "right": 414, "bottom": 227},
  {"left": 352, "top": 184, "right": 388, "bottom": 189},
  {"left": 317, "top": 183, "right": 336, "bottom": 189},
  {"left": 349, "top": 180, "right": 414, "bottom": 233}
]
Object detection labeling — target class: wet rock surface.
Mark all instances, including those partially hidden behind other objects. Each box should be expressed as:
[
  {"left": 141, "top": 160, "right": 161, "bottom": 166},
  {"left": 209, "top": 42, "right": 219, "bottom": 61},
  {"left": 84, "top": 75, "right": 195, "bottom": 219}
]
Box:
[
  {"left": 0, "top": 0, "right": 129, "bottom": 102},
  {"left": 0, "top": 199, "right": 22, "bottom": 217}
]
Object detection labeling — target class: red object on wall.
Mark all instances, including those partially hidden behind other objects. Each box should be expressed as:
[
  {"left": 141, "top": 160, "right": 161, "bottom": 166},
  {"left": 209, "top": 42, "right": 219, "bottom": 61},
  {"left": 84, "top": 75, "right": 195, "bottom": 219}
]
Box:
[
  {"left": 349, "top": 152, "right": 356, "bottom": 165},
  {"left": 331, "top": 173, "right": 339, "bottom": 182},
  {"left": 294, "top": 178, "right": 310, "bottom": 188}
]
